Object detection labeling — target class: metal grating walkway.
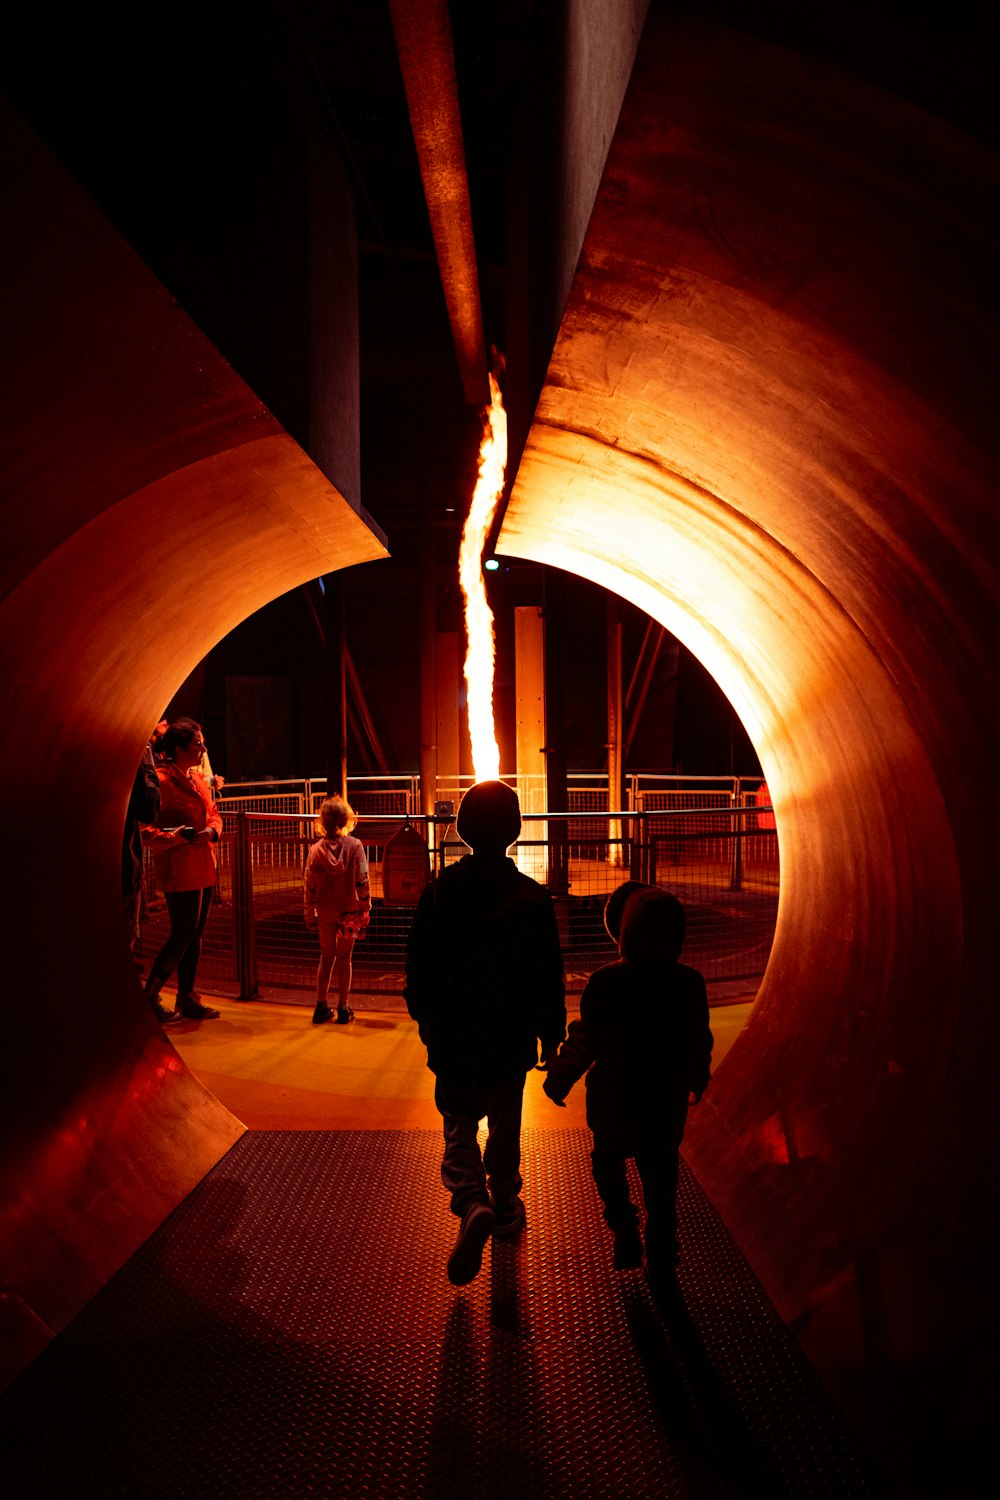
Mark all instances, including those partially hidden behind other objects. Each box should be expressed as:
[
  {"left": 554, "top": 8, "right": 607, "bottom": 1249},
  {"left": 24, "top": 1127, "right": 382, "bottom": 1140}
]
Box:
[{"left": 1, "top": 1131, "right": 881, "bottom": 1497}]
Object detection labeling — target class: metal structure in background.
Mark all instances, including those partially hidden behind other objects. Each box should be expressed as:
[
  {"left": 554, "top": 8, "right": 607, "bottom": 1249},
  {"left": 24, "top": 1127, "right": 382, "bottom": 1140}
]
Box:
[{"left": 140, "top": 775, "right": 778, "bottom": 1004}]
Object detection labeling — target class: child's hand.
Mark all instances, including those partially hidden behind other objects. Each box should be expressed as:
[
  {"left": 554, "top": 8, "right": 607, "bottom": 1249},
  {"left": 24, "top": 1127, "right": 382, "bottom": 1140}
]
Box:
[
  {"left": 542, "top": 1075, "right": 566, "bottom": 1107},
  {"left": 304, "top": 909, "right": 318, "bottom": 931}
]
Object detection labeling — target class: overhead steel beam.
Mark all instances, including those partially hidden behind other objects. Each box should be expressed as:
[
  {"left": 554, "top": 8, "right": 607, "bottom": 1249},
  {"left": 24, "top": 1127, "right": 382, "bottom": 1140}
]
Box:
[{"left": 388, "top": 0, "right": 489, "bottom": 405}]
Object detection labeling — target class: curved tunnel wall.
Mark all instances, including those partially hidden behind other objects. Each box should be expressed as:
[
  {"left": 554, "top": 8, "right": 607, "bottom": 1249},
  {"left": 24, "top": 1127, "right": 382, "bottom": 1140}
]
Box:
[
  {"left": 500, "top": 12, "right": 999, "bottom": 1461},
  {"left": 2, "top": 10, "right": 998, "bottom": 1478},
  {"left": 0, "top": 104, "right": 387, "bottom": 1383}
]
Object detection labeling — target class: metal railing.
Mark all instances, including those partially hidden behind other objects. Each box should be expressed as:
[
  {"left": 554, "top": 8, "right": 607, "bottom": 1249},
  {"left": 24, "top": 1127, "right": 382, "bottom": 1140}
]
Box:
[
  {"left": 216, "top": 772, "right": 769, "bottom": 819},
  {"left": 139, "top": 799, "right": 778, "bottom": 1004}
]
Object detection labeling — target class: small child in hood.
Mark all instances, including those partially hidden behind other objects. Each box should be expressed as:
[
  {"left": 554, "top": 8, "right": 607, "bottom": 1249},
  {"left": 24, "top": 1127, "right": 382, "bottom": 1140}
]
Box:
[
  {"left": 304, "top": 796, "right": 371, "bottom": 1025},
  {"left": 543, "top": 884, "right": 712, "bottom": 1277}
]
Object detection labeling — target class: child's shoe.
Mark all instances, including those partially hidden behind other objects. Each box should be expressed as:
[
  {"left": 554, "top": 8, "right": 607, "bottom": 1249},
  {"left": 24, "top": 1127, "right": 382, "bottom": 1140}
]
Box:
[
  {"left": 334, "top": 1006, "right": 355, "bottom": 1025},
  {"left": 491, "top": 1195, "right": 526, "bottom": 1238},
  {"left": 176, "top": 993, "right": 220, "bottom": 1020},
  {"left": 149, "top": 996, "right": 179, "bottom": 1025},
  {"left": 447, "top": 1200, "right": 496, "bottom": 1285},
  {"left": 312, "top": 1002, "right": 334, "bottom": 1025},
  {"left": 644, "top": 1230, "right": 681, "bottom": 1284},
  {"left": 612, "top": 1227, "right": 644, "bottom": 1269}
]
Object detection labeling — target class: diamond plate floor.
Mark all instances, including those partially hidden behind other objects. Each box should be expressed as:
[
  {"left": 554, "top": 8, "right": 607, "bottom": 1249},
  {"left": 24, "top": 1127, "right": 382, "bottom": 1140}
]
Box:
[{"left": 0, "top": 1131, "right": 881, "bottom": 1498}]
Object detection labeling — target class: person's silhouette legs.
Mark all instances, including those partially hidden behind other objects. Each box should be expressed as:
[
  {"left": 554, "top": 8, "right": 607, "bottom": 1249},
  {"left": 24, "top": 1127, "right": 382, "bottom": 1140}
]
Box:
[
  {"left": 635, "top": 1144, "right": 681, "bottom": 1272},
  {"left": 591, "top": 1145, "right": 643, "bottom": 1268}
]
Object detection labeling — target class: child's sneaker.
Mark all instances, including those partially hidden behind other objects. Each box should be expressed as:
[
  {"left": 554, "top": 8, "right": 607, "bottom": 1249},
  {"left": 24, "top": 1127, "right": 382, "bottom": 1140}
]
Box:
[
  {"left": 149, "top": 996, "right": 179, "bottom": 1025},
  {"left": 176, "top": 994, "right": 220, "bottom": 1020},
  {"left": 491, "top": 1195, "right": 526, "bottom": 1238},
  {"left": 612, "top": 1227, "right": 644, "bottom": 1269},
  {"left": 447, "top": 1200, "right": 496, "bottom": 1285},
  {"left": 645, "top": 1237, "right": 680, "bottom": 1281},
  {"left": 312, "top": 1002, "right": 334, "bottom": 1025},
  {"left": 334, "top": 1006, "right": 355, "bottom": 1025}
]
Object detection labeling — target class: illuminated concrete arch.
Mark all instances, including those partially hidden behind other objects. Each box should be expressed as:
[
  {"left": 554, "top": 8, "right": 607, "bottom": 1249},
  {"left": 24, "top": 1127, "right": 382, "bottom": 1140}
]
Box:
[
  {"left": 0, "top": 103, "right": 387, "bottom": 1381},
  {"left": 500, "top": 11, "right": 998, "bottom": 1447}
]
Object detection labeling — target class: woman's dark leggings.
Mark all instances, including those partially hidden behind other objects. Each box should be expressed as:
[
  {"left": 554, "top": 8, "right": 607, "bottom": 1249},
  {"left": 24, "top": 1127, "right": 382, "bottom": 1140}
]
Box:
[{"left": 146, "top": 887, "right": 214, "bottom": 999}]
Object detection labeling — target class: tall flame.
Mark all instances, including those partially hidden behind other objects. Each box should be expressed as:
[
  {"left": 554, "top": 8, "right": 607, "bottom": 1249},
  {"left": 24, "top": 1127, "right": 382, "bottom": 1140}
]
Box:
[{"left": 459, "top": 370, "right": 507, "bottom": 783}]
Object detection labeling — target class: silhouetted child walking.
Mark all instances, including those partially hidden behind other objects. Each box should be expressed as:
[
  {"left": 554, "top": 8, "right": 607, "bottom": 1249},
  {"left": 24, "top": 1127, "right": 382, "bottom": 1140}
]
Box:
[
  {"left": 405, "top": 780, "right": 566, "bottom": 1286},
  {"left": 544, "top": 885, "right": 712, "bottom": 1277},
  {"left": 304, "top": 795, "right": 371, "bottom": 1025}
]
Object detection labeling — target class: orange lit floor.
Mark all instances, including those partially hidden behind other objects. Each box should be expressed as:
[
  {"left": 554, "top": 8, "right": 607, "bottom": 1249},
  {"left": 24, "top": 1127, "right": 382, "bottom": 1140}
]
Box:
[
  {"left": 2, "top": 990, "right": 884, "bottom": 1496},
  {"left": 164, "top": 991, "right": 755, "bottom": 1131}
]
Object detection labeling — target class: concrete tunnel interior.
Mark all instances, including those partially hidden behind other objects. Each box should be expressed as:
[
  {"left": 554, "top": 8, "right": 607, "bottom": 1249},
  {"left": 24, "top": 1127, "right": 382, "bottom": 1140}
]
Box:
[{"left": 2, "top": 0, "right": 999, "bottom": 1484}]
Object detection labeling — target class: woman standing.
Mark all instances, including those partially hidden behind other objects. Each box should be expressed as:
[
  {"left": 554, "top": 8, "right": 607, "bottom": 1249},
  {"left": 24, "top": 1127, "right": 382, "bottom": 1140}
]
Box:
[{"left": 142, "top": 718, "right": 223, "bottom": 1024}]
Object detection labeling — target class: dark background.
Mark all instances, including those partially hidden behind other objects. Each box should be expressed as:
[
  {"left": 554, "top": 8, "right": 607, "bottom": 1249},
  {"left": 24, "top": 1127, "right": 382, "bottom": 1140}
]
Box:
[
  {"left": 161, "top": 569, "right": 760, "bottom": 783},
  {"left": 4, "top": 0, "right": 782, "bottom": 785}
]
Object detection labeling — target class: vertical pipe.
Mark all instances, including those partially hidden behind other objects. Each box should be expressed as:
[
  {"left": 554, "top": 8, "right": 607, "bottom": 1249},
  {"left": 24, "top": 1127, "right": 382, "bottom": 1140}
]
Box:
[
  {"left": 435, "top": 632, "right": 460, "bottom": 810},
  {"left": 729, "top": 787, "right": 745, "bottom": 892},
  {"left": 542, "top": 566, "right": 569, "bottom": 899},
  {"left": 515, "top": 604, "right": 548, "bottom": 881},
  {"left": 419, "top": 479, "right": 438, "bottom": 843},
  {"left": 324, "top": 574, "right": 348, "bottom": 800},
  {"left": 235, "top": 810, "right": 259, "bottom": 1002},
  {"left": 607, "top": 595, "right": 624, "bottom": 865}
]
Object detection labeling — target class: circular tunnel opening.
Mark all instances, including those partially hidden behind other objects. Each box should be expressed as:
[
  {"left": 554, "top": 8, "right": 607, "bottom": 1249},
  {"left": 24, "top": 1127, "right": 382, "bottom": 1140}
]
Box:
[{"left": 126, "top": 570, "right": 778, "bottom": 1033}]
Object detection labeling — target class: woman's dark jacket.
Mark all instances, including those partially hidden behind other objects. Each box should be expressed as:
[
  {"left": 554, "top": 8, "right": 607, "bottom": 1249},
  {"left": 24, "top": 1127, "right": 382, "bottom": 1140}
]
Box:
[{"left": 404, "top": 853, "right": 566, "bottom": 1085}]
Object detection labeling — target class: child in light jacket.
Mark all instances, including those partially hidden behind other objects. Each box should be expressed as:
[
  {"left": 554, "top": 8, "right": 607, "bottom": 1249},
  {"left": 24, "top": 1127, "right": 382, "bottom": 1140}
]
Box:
[{"left": 304, "top": 796, "right": 371, "bottom": 1025}]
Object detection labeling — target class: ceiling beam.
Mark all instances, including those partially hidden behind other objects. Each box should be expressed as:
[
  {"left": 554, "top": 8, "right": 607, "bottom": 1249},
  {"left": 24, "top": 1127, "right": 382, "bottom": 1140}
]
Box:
[{"left": 388, "top": 0, "right": 490, "bottom": 405}]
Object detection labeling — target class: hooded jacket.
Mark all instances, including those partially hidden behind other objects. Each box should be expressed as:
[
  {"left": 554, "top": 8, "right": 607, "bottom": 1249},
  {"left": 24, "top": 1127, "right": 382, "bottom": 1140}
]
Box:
[
  {"left": 303, "top": 834, "right": 370, "bottom": 916},
  {"left": 544, "top": 903, "right": 712, "bottom": 1144}
]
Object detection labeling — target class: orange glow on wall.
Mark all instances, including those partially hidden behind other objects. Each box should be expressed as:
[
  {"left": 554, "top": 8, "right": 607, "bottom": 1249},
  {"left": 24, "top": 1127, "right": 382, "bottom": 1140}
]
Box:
[{"left": 459, "top": 370, "right": 507, "bottom": 783}]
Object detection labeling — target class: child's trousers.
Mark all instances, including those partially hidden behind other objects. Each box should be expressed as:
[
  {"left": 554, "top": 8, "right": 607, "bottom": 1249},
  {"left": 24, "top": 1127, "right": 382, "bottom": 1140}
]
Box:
[
  {"left": 434, "top": 1076, "right": 525, "bottom": 1216},
  {"left": 590, "top": 1138, "right": 681, "bottom": 1259}
]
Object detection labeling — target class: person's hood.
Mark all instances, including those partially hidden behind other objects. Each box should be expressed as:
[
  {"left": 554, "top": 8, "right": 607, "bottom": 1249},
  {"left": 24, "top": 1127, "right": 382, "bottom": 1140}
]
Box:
[
  {"left": 619, "top": 888, "right": 685, "bottom": 967},
  {"left": 313, "top": 837, "right": 350, "bottom": 872}
]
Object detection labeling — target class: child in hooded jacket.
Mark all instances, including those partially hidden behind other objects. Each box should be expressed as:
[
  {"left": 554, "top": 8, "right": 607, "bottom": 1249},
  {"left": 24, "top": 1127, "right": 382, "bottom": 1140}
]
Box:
[
  {"left": 304, "top": 796, "right": 371, "bottom": 1024},
  {"left": 543, "top": 885, "right": 712, "bottom": 1276}
]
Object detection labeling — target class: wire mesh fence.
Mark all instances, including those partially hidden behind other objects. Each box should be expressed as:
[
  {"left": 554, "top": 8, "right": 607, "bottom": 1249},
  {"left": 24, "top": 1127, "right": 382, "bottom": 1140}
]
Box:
[{"left": 139, "top": 790, "right": 778, "bottom": 1005}]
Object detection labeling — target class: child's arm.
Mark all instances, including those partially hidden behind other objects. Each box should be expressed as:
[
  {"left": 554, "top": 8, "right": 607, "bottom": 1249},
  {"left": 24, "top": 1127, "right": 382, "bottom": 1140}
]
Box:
[
  {"left": 403, "top": 881, "right": 436, "bottom": 1033},
  {"left": 303, "top": 856, "right": 318, "bottom": 930},
  {"left": 354, "top": 843, "right": 371, "bottom": 922},
  {"left": 688, "top": 970, "right": 713, "bottom": 1102},
  {"left": 542, "top": 985, "right": 600, "bottom": 1106},
  {"left": 531, "top": 894, "right": 566, "bottom": 1069}
]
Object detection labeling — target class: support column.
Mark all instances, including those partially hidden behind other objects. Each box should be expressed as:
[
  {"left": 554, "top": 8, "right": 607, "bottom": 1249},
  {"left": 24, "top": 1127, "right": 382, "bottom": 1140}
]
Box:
[
  {"left": 324, "top": 574, "right": 348, "bottom": 800},
  {"left": 607, "top": 595, "right": 624, "bottom": 865},
  {"left": 542, "top": 567, "right": 569, "bottom": 901},
  {"left": 436, "top": 632, "right": 460, "bottom": 804},
  {"left": 515, "top": 605, "right": 547, "bottom": 880},
  {"left": 419, "top": 483, "right": 438, "bottom": 833}
]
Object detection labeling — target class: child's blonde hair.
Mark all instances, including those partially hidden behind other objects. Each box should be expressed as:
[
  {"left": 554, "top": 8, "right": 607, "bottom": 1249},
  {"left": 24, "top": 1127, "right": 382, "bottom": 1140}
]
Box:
[{"left": 316, "top": 795, "right": 357, "bottom": 838}]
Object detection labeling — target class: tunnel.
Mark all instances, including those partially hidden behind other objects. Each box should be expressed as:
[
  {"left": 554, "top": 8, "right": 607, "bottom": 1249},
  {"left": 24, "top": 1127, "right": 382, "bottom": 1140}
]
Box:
[{"left": 2, "top": 2, "right": 998, "bottom": 1490}]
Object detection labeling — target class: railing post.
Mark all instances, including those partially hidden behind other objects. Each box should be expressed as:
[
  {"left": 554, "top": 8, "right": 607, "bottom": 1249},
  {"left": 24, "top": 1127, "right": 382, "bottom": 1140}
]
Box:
[
  {"left": 234, "top": 810, "right": 259, "bottom": 1001},
  {"left": 729, "top": 791, "right": 745, "bottom": 892},
  {"left": 629, "top": 812, "right": 643, "bottom": 882},
  {"left": 434, "top": 816, "right": 450, "bottom": 877}
]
